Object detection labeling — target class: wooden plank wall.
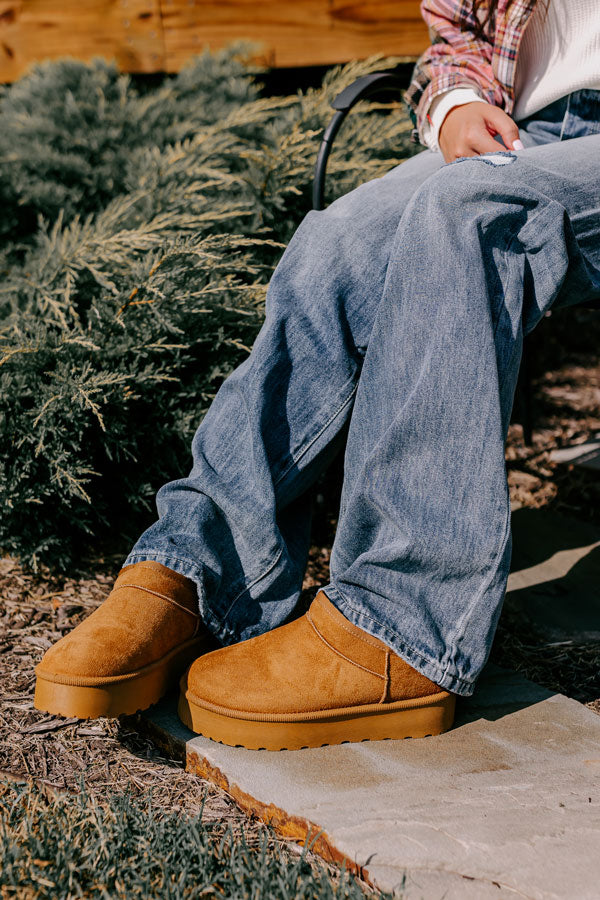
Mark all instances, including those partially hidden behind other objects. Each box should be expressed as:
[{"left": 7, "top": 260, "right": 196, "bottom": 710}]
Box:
[
  {"left": 0, "top": 0, "right": 429, "bottom": 83},
  {"left": 161, "top": 1, "right": 429, "bottom": 70},
  {"left": 0, "top": 1, "right": 165, "bottom": 82}
]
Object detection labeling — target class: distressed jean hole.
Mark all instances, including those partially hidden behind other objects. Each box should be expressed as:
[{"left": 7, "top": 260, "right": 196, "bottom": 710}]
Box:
[{"left": 450, "top": 151, "right": 517, "bottom": 167}]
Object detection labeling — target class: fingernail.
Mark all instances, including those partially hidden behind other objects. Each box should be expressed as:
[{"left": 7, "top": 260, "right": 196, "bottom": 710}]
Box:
[{"left": 512, "top": 139, "right": 525, "bottom": 150}]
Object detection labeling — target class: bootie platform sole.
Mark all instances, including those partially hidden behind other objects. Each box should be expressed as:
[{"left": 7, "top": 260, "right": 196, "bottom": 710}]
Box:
[
  {"left": 35, "top": 636, "right": 205, "bottom": 719},
  {"left": 177, "top": 688, "right": 456, "bottom": 750}
]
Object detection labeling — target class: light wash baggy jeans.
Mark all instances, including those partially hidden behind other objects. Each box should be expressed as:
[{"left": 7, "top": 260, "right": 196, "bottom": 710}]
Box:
[{"left": 125, "top": 90, "right": 600, "bottom": 696}]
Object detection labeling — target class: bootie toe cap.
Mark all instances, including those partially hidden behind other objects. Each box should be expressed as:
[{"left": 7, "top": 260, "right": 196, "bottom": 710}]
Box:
[{"left": 34, "top": 561, "right": 210, "bottom": 718}]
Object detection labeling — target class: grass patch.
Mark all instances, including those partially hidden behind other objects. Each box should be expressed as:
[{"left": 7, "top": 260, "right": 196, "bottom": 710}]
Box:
[{"left": 0, "top": 779, "right": 391, "bottom": 899}]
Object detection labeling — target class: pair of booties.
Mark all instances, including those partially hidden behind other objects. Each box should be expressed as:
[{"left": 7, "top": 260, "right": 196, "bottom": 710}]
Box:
[{"left": 35, "top": 561, "right": 455, "bottom": 750}]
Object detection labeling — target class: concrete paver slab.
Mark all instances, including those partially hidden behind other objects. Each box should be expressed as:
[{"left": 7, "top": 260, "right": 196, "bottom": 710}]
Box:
[
  {"left": 507, "top": 509, "right": 600, "bottom": 641},
  {"left": 140, "top": 665, "right": 600, "bottom": 899},
  {"left": 550, "top": 436, "right": 600, "bottom": 472}
]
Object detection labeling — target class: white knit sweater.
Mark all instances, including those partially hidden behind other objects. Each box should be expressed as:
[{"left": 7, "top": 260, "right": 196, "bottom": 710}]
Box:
[{"left": 422, "top": 0, "right": 600, "bottom": 151}]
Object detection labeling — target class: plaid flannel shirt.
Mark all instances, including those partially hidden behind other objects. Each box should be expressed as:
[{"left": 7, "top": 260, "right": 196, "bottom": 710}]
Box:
[{"left": 405, "top": 0, "right": 538, "bottom": 145}]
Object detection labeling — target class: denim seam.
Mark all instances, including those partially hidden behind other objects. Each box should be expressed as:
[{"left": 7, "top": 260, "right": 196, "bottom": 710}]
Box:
[
  {"left": 435, "top": 227, "right": 519, "bottom": 680},
  {"left": 273, "top": 380, "right": 358, "bottom": 487},
  {"left": 558, "top": 92, "right": 571, "bottom": 142},
  {"left": 327, "top": 584, "right": 476, "bottom": 692},
  {"left": 221, "top": 545, "right": 285, "bottom": 622},
  {"left": 437, "top": 198, "right": 554, "bottom": 679},
  {"left": 438, "top": 493, "right": 511, "bottom": 684}
]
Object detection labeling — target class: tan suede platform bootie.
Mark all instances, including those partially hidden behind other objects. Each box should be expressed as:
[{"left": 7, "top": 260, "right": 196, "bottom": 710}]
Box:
[
  {"left": 35, "top": 561, "right": 215, "bottom": 719},
  {"left": 178, "top": 590, "right": 455, "bottom": 750}
]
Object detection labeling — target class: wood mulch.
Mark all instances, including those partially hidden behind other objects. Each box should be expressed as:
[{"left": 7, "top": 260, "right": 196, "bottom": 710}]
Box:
[
  {"left": 1, "top": 307, "right": 599, "bottom": 834},
  {"left": 0, "top": 559, "right": 233, "bottom": 819}
]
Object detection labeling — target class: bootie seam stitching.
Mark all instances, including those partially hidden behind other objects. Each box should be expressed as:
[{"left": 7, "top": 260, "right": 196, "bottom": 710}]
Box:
[
  {"left": 35, "top": 634, "right": 207, "bottom": 685},
  {"left": 112, "top": 583, "right": 199, "bottom": 619},
  {"left": 181, "top": 689, "right": 451, "bottom": 722},
  {"left": 380, "top": 650, "right": 391, "bottom": 703},
  {"left": 316, "top": 594, "right": 387, "bottom": 651},
  {"left": 306, "top": 613, "right": 385, "bottom": 679},
  {"left": 117, "top": 563, "right": 196, "bottom": 590}
]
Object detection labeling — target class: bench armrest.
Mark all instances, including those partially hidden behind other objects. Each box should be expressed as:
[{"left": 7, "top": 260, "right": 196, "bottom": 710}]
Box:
[{"left": 312, "top": 72, "right": 405, "bottom": 211}]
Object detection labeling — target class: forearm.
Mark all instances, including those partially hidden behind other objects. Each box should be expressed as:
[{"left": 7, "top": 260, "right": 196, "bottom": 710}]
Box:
[
  {"left": 404, "top": 0, "right": 508, "bottom": 146},
  {"left": 421, "top": 87, "right": 486, "bottom": 150}
]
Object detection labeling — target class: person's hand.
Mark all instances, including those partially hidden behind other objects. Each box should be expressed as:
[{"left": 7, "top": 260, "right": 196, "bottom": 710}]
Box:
[{"left": 438, "top": 102, "right": 523, "bottom": 163}]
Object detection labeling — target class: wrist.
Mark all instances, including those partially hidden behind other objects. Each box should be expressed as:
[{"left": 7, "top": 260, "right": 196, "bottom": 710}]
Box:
[{"left": 423, "top": 89, "right": 486, "bottom": 151}]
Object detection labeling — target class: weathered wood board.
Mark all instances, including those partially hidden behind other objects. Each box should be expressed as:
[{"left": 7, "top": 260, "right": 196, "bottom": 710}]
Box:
[
  {"left": 161, "top": 0, "right": 429, "bottom": 70},
  {"left": 0, "top": 0, "right": 428, "bottom": 82},
  {"left": 0, "top": 0, "right": 165, "bottom": 82}
]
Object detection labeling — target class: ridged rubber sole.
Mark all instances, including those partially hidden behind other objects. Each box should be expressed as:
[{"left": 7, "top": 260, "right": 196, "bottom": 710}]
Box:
[
  {"left": 177, "top": 690, "right": 456, "bottom": 750},
  {"left": 34, "top": 637, "right": 208, "bottom": 719}
]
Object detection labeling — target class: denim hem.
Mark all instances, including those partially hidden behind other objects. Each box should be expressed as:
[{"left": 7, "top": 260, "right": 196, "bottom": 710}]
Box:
[
  {"left": 323, "top": 583, "right": 477, "bottom": 697},
  {"left": 123, "top": 550, "right": 206, "bottom": 584}
]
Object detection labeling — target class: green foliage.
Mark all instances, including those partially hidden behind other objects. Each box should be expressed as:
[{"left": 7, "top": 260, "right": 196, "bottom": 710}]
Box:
[
  {"left": 0, "top": 52, "right": 262, "bottom": 240},
  {"left": 0, "top": 780, "right": 391, "bottom": 898},
  {"left": 0, "top": 47, "right": 416, "bottom": 570}
]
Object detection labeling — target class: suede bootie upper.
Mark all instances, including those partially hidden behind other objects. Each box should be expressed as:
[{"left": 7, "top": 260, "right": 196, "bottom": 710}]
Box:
[
  {"left": 35, "top": 560, "right": 214, "bottom": 718},
  {"left": 178, "top": 590, "right": 455, "bottom": 749}
]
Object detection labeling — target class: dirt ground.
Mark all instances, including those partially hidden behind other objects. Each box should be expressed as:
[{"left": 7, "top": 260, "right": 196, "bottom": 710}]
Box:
[{"left": 1, "top": 307, "right": 599, "bottom": 843}]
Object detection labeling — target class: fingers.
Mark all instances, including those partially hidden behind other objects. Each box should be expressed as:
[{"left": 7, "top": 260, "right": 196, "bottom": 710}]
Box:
[
  {"left": 438, "top": 102, "right": 523, "bottom": 163},
  {"left": 483, "top": 106, "right": 522, "bottom": 151},
  {"left": 447, "top": 132, "right": 504, "bottom": 161},
  {"left": 468, "top": 132, "right": 505, "bottom": 156}
]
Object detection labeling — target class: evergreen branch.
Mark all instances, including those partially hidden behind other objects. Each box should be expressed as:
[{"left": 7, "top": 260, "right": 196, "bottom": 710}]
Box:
[{"left": 0, "top": 47, "right": 415, "bottom": 570}]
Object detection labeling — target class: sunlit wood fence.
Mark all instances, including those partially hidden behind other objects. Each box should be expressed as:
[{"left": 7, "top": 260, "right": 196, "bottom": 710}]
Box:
[{"left": 0, "top": 0, "right": 429, "bottom": 81}]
